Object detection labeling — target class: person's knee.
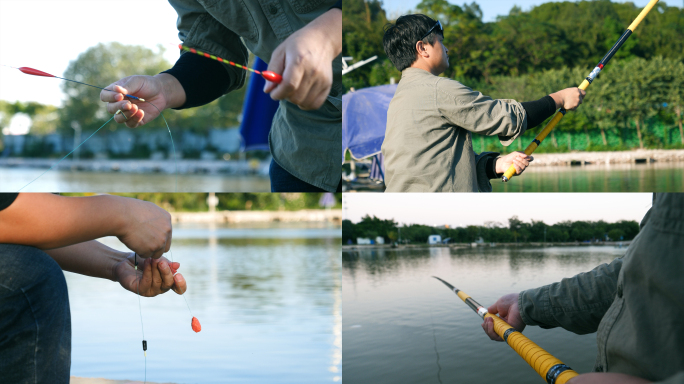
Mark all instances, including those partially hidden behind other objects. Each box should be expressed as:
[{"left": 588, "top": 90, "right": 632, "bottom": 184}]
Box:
[{"left": 0, "top": 244, "right": 71, "bottom": 382}]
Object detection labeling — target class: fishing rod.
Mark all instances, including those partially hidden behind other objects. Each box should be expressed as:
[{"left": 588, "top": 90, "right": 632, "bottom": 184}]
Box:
[
  {"left": 433, "top": 277, "right": 578, "bottom": 384},
  {"left": 3, "top": 65, "right": 145, "bottom": 101},
  {"left": 501, "top": 0, "right": 660, "bottom": 182},
  {"left": 177, "top": 44, "right": 283, "bottom": 84}
]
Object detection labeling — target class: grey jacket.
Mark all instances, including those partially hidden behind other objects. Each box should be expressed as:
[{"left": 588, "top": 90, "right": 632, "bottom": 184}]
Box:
[
  {"left": 381, "top": 68, "right": 527, "bottom": 192},
  {"left": 519, "top": 193, "right": 684, "bottom": 383},
  {"left": 168, "top": 0, "right": 342, "bottom": 191}
]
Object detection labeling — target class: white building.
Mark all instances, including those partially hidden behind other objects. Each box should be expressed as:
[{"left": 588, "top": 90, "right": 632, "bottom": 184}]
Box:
[{"left": 428, "top": 235, "right": 442, "bottom": 245}]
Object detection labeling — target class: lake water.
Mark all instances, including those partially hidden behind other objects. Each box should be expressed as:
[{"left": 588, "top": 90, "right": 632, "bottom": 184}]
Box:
[
  {"left": 342, "top": 245, "right": 628, "bottom": 384},
  {"left": 67, "top": 223, "right": 341, "bottom": 383},
  {"left": 0, "top": 168, "right": 270, "bottom": 192},
  {"left": 492, "top": 163, "right": 684, "bottom": 192}
]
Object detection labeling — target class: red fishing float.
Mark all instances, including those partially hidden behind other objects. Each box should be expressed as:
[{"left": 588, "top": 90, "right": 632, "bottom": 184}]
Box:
[{"left": 191, "top": 316, "right": 202, "bottom": 333}]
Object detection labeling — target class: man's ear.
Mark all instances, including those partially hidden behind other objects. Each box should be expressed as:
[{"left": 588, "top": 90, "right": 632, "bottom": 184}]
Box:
[{"left": 415, "top": 41, "right": 428, "bottom": 58}]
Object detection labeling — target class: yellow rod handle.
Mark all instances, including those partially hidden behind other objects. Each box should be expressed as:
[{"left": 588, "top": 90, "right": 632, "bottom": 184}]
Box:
[
  {"left": 486, "top": 313, "right": 579, "bottom": 384},
  {"left": 628, "top": 0, "right": 659, "bottom": 32}
]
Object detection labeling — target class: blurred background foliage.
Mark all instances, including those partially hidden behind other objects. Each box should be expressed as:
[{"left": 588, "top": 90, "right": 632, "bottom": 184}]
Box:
[{"left": 343, "top": 0, "right": 684, "bottom": 152}]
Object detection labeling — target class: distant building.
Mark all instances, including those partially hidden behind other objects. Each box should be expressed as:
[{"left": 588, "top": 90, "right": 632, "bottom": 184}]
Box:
[
  {"left": 375, "top": 236, "right": 385, "bottom": 245},
  {"left": 428, "top": 235, "right": 442, "bottom": 245},
  {"left": 357, "top": 238, "right": 372, "bottom": 245}
]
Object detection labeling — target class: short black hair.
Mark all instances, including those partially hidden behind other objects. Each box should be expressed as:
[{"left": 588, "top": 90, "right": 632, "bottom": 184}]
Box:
[{"left": 383, "top": 14, "right": 443, "bottom": 72}]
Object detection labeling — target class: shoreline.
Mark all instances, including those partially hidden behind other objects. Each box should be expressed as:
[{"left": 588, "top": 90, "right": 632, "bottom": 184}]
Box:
[
  {"left": 0, "top": 158, "right": 270, "bottom": 176},
  {"left": 343, "top": 241, "right": 631, "bottom": 250},
  {"left": 520, "top": 149, "right": 684, "bottom": 166},
  {"left": 171, "top": 209, "right": 342, "bottom": 224}
]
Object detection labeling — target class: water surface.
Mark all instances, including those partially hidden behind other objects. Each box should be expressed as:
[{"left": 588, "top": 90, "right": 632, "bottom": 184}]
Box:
[
  {"left": 342, "top": 245, "right": 627, "bottom": 384},
  {"left": 68, "top": 223, "right": 341, "bottom": 383},
  {"left": 492, "top": 163, "right": 684, "bottom": 192},
  {"left": 0, "top": 168, "right": 270, "bottom": 192}
]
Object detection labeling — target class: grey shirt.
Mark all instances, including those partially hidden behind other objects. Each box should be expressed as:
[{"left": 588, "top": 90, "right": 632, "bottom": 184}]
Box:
[
  {"left": 519, "top": 193, "right": 684, "bottom": 383},
  {"left": 168, "top": 0, "right": 342, "bottom": 191},
  {"left": 381, "top": 67, "right": 527, "bottom": 192}
]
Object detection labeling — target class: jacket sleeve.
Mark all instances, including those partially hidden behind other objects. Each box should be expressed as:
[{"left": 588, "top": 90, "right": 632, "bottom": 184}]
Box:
[
  {"left": 167, "top": 0, "right": 247, "bottom": 91},
  {"left": 475, "top": 152, "right": 499, "bottom": 192},
  {"left": 435, "top": 79, "right": 528, "bottom": 146},
  {"left": 518, "top": 257, "right": 623, "bottom": 334}
]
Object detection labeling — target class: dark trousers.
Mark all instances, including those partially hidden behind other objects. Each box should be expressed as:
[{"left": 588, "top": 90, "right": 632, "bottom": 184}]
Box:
[
  {"left": 269, "top": 159, "right": 342, "bottom": 192},
  {"left": 0, "top": 244, "right": 71, "bottom": 384}
]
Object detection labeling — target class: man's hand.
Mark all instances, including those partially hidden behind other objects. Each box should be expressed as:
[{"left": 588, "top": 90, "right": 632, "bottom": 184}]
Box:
[
  {"left": 550, "top": 87, "right": 586, "bottom": 111},
  {"left": 114, "top": 253, "right": 186, "bottom": 297},
  {"left": 264, "top": 8, "right": 341, "bottom": 110},
  {"left": 496, "top": 152, "right": 533, "bottom": 177},
  {"left": 567, "top": 373, "right": 651, "bottom": 384},
  {"left": 482, "top": 293, "right": 525, "bottom": 341},
  {"left": 101, "top": 73, "right": 185, "bottom": 128},
  {"left": 116, "top": 198, "right": 172, "bottom": 259}
]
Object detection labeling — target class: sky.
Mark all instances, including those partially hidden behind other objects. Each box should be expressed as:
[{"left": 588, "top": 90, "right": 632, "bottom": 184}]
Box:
[
  {"left": 344, "top": 193, "right": 653, "bottom": 227},
  {"left": 382, "top": 0, "right": 682, "bottom": 22},
  {"left": 0, "top": 0, "right": 181, "bottom": 107}
]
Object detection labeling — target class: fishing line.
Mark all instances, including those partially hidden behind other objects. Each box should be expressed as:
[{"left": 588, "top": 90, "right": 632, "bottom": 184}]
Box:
[
  {"left": 167, "top": 250, "right": 201, "bottom": 332},
  {"left": 135, "top": 253, "right": 147, "bottom": 384},
  {"left": 17, "top": 116, "right": 115, "bottom": 191},
  {"left": 6, "top": 65, "right": 178, "bottom": 192}
]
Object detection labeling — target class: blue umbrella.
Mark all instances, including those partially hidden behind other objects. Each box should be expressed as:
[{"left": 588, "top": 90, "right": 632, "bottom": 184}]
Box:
[{"left": 342, "top": 84, "right": 397, "bottom": 163}]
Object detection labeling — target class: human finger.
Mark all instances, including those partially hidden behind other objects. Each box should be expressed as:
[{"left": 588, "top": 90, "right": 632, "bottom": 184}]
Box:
[
  {"left": 127, "top": 109, "right": 145, "bottom": 128},
  {"left": 514, "top": 157, "right": 530, "bottom": 168},
  {"left": 298, "top": 80, "right": 329, "bottom": 110},
  {"left": 150, "top": 258, "right": 164, "bottom": 291},
  {"left": 264, "top": 45, "right": 285, "bottom": 94},
  {"left": 100, "top": 84, "right": 126, "bottom": 103},
  {"left": 169, "top": 261, "right": 180, "bottom": 274},
  {"left": 270, "top": 53, "right": 305, "bottom": 101},
  {"left": 172, "top": 273, "right": 187, "bottom": 295},
  {"left": 482, "top": 317, "right": 503, "bottom": 341},
  {"left": 157, "top": 260, "right": 175, "bottom": 292},
  {"left": 139, "top": 258, "right": 153, "bottom": 295}
]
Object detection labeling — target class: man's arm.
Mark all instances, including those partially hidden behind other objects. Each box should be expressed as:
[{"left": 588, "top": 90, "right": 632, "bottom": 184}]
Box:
[
  {"left": 46, "top": 240, "right": 187, "bottom": 297},
  {"left": 519, "top": 257, "right": 623, "bottom": 333},
  {"left": 0, "top": 193, "right": 172, "bottom": 259}
]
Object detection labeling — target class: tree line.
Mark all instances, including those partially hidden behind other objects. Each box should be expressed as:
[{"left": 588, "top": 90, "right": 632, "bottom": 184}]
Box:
[
  {"left": 343, "top": 215, "right": 639, "bottom": 244},
  {"left": 343, "top": 0, "right": 684, "bottom": 152},
  {"left": 0, "top": 42, "right": 247, "bottom": 137}
]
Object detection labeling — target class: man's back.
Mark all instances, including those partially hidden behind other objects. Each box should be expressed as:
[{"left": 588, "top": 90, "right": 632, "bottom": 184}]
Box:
[{"left": 382, "top": 68, "right": 526, "bottom": 192}]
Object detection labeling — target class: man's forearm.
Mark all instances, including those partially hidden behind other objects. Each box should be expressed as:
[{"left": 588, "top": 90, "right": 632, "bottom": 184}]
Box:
[
  {"left": 45, "top": 240, "right": 128, "bottom": 282},
  {"left": 0, "top": 193, "right": 128, "bottom": 250}
]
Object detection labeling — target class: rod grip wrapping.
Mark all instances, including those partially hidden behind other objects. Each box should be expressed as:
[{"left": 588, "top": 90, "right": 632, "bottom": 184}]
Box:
[{"left": 486, "top": 314, "right": 578, "bottom": 384}]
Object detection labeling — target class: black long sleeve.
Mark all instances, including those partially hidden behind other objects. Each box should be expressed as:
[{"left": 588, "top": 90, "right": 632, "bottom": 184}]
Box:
[
  {"left": 521, "top": 95, "right": 556, "bottom": 129},
  {"left": 161, "top": 51, "right": 240, "bottom": 110}
]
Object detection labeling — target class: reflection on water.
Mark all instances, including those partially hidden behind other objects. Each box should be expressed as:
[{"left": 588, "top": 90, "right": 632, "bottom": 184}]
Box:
[
  {"left": 0, "top": 168, "right": 270, "bottom": 192},
  {"left": 492, "top": 163, "right": 684, "bottom": 192},
  {"left": 68, "top": 224, "right": 341, "bottom": 383},
  {"left": 342, "top": 246, "right": 627, "bottom": 384}
]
